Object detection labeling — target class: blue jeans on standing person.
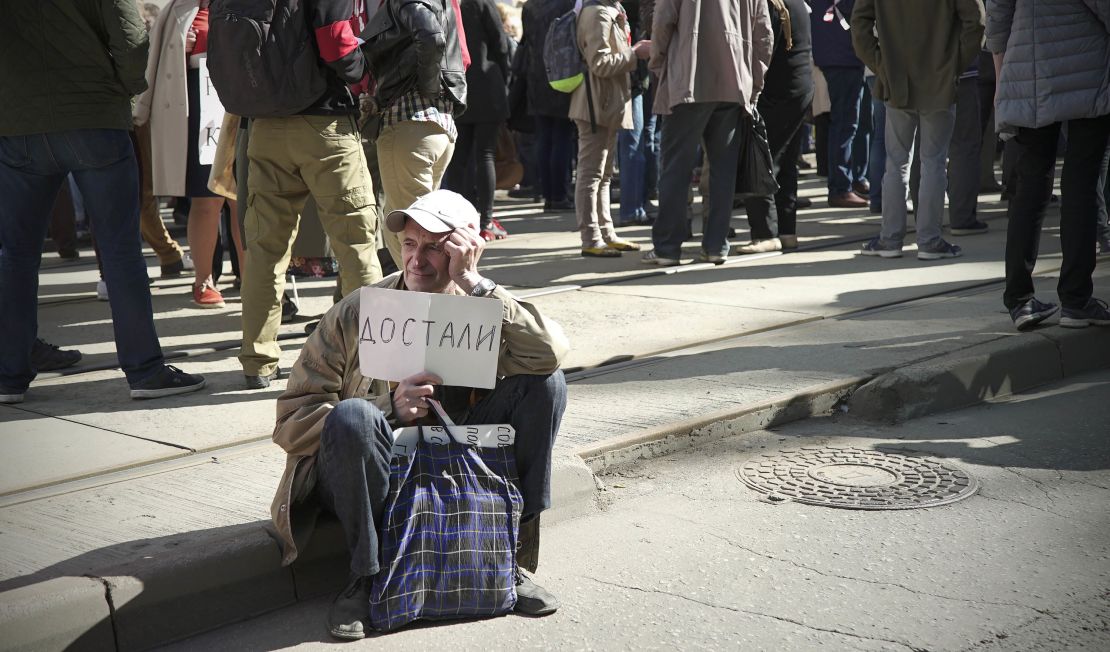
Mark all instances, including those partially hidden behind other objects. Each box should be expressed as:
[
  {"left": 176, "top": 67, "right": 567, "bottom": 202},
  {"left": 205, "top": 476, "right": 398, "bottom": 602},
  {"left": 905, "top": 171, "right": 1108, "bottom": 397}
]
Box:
[
  {"left": 0, "top": 129, "right": 165, "bottom": 392},
  {"left": 314, "top": 371, "right": 568, "bottom": 577},
  {"left": 618, "top": 94, "right": 648, "bottom": 224},
  {"left": 866, "top": 75, "right": 885, "bottom": 211},
  {"left": 822, "top": 66, "right": 866, "bottom": 197},
  {"left": 652, "top": 102, "right": 741, "bottom": 259},
  {"left": 645, "top": 85, "right": 661, "bottom": 201},
  {"left": 534, "top": 116, "right": 575, "bottom": 204}
]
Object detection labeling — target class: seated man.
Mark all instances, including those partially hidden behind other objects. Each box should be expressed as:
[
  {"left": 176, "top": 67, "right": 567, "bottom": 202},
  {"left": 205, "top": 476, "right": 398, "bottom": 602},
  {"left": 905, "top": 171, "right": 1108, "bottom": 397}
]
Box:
[{"left": 269, "top": 190, "right": 570, "bottom": 640}]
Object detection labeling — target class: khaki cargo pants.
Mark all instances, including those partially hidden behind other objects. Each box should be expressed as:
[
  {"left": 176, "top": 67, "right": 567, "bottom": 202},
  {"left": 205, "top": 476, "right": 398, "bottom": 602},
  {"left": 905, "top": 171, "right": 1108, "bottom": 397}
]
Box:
[{"left": 239, "top": 115, "right": 382, "bottom": 377}]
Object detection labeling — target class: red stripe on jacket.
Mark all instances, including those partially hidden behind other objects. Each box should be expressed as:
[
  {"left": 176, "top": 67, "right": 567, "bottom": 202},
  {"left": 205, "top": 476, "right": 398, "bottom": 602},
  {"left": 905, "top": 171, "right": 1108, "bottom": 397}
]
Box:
[{"left": 314, "top": 21, "right": 359, "bottom": 63}]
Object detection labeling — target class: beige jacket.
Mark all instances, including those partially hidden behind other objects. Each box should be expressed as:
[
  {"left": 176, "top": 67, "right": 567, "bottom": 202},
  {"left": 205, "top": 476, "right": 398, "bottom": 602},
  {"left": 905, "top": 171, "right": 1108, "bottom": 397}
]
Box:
[
  {"left": 649, "top": 0, "right": 773, "bottom": 115},
  {"left": 569, "top": 1, "right": 636, "bottom": 130},
  {"left": 270, "top": 273, "right": 570, "bottom": 566},
  {"left": 133, "top": 0, "right": 197, "bottom": 197},
  {"left": 206, "top": 112, "right": 240, "bottom": 200}
]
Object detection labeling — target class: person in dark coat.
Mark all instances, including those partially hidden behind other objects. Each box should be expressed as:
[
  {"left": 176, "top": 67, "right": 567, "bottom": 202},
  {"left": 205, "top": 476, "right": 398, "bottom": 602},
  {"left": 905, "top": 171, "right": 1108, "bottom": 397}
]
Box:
[
  {"left": 735, "top": 0, "right": 814, "bottom": 254},
  {"left": 443, "top": 0, "right": 513, "bottom": 239},
  {"left": 520, "top": 0, "right": 576, "bottom": 210}
]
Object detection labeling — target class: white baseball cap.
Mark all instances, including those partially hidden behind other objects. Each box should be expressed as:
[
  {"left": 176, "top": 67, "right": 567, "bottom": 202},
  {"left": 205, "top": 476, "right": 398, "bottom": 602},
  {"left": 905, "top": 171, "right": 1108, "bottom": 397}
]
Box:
[{"left": 384, "top": 190, "right": 481, "bottom": 234}]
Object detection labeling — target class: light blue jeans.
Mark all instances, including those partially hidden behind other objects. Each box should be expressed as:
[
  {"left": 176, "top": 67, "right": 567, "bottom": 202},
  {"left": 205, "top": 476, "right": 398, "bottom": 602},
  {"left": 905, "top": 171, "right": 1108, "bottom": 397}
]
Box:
[{"left": 879, "top": 105, "right": 956, "bottom": 250}]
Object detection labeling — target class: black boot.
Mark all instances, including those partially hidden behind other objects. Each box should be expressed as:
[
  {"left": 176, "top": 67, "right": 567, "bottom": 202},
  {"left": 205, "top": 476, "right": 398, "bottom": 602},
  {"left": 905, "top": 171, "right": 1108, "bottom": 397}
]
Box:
[{"left": 328, "top": 575, "right": 373, "bottom": 640}]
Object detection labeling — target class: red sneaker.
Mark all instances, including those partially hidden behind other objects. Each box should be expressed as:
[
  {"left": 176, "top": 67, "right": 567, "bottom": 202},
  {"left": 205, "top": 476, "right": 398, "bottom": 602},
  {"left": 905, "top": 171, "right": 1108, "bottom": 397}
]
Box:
[
  {"left": 192, "top": 282, "right": 225, "bottom": 309},
  {"left": 488, "top": 219, "right": 509, "bottom": 239}
]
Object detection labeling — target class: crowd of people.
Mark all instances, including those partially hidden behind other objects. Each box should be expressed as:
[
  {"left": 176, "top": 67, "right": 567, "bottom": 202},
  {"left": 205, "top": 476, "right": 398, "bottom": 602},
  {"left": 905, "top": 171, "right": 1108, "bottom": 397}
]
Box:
[
  {"left": 3, "top": 0, "right": 1109, "bottom": 394},
  {"left": 2, "top": 0, "right": 1109, "bottom": 641}
]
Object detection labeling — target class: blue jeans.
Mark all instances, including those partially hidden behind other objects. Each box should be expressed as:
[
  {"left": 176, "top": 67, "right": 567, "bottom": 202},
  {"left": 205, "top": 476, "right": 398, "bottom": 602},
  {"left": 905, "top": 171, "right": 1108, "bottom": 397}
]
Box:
[
  {"left": 867, "top": 76, "right": 885, "bottom": 209},
  {"left": 822, "top": 66, "right": 866, "bottom": 196},
  {"left": 315, "top": 372, "right": 568, "bottom": 577},
  {"left": 0, "top": 129, "right": 164, "bottom": 391},
  {"left": 618, "top": 94, "right": 648, "bottom": 223},
  {"left": 653, "top": 102, "right": 741, "bottom": 259},
  {"left": 534, "top": 116, "right": 575, "bottom": 203}
]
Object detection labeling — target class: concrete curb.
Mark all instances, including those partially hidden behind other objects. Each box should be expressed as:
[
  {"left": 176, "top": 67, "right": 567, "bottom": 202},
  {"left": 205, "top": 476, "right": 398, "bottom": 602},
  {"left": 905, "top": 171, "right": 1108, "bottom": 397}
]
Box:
[
  {"left": 848, "top": 327, "right": 1110, "bottom": 423},
  {"left": 3, "top": 327, "right": 1108, "bottom": 651}
]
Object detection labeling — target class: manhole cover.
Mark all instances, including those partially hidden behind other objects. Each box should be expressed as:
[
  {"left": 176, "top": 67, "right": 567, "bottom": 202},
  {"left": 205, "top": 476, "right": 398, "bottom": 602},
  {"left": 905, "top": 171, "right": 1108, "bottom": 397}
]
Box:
[{"left": 737, "top": 447, "right": 978, "bottom": 510}]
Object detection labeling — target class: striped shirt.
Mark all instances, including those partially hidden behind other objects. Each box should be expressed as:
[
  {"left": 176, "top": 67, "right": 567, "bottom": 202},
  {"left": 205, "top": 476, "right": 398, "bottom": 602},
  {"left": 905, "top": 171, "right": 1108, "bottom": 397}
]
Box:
[{"left": 381, "top": 89, "right": 457, "bottom": 140}]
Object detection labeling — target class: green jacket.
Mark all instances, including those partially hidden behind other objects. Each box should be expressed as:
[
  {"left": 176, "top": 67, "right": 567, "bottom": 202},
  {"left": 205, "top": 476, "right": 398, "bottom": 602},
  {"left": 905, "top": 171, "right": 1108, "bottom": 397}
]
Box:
[
  {"left": 0, "top": 0, "right": 149, "bottom": 136},
  {"left": 851, "top": 0, "right": 985, "bottom": 112}
]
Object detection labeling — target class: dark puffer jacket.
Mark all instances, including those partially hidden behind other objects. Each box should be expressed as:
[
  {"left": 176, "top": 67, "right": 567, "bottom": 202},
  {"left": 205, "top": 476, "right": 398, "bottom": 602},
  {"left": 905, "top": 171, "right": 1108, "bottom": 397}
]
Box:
[
  {"left": 0, "top": 0, "right": 149, "bottom": 136},
  {"left": 987, "top": 0, "right": 1110, "bottom": 132},
  {"left": 363, "top": 0, "right": 468, "bottom": 114}
]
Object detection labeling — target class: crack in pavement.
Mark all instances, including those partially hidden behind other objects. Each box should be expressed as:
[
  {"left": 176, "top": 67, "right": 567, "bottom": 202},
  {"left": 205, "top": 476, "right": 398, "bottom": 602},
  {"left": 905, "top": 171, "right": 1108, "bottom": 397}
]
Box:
[
  {"left": 956, "top": 590, "right": 1110, "bottom": 651},
  {"left": 975, "top": 491, "right": 1068, "bottom": 519},
  {"left": 580, "top": 575, "right": 925, "bottom": 651},
  {"left": 701, "top": 530, "right": 1051, "bottom": 616}
]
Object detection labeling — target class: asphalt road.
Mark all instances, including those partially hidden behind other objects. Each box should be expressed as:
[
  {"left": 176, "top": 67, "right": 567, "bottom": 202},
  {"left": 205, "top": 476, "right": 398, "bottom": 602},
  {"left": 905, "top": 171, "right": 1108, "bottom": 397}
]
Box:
[{"left": 159, "top": 369, "right": 1110, "bottom": 652}]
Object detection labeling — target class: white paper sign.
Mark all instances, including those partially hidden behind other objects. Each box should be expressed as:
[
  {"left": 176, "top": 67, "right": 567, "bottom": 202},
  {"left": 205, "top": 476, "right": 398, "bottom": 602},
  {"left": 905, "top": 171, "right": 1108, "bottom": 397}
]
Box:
[
  {"left": 358, "top": 287, "right": 503, "bottom": 388},
  {"left": 390, "top": 424, "right": 516, "bottom": 457},
  {"left": 196, "top": 55, "right": 224, "bottom": 166}
]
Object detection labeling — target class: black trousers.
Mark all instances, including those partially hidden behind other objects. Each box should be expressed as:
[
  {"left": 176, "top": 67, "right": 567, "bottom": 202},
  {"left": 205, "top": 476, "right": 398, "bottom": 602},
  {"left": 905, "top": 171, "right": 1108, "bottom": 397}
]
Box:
[
  {"left": 947, "top": 77, "right": 982, "bottom": 228},
  {"left": 443, "top": 121, "right": 500, "bottom": 221},
  {"left": 744, "top": 91, "right": 812, "bottom": 239},
  {"left": 1003, "top": 115, "right": 1110, "bottom": 310}
]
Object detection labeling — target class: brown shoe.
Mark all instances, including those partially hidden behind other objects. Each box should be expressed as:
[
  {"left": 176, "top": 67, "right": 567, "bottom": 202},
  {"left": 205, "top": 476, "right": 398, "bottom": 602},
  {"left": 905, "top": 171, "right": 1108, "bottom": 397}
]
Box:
[{"left": 828, "top": 192, "right": 868, "bottom": 209}]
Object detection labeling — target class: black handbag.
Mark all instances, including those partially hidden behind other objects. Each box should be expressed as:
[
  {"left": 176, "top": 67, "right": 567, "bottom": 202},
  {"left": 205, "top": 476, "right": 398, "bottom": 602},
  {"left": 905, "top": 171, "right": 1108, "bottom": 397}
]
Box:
[{"left": 735, "top": 108, "right": 779, "bottom": 199}]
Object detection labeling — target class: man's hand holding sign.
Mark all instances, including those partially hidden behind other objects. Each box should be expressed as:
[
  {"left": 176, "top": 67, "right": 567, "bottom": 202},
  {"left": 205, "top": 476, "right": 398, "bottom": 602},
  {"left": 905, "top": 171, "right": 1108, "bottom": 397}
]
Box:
[{"left": 270, "top": 190, "right": 570, "bottom": 641}]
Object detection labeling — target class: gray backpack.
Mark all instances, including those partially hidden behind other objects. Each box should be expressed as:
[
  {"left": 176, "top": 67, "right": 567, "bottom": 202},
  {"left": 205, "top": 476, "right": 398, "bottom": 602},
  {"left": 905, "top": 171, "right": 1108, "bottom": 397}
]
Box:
[
  {"left": 207, "top": 0, "right": 328, "bottom": 117},
  {"left": 543, "top": 0, "right": 600, "bottom": 130}
]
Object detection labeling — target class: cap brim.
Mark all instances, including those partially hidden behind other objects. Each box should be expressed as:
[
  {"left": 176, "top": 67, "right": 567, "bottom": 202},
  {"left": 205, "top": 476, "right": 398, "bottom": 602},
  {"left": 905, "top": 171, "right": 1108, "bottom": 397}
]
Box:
[{"left": 384, "top": 209, "right": 453, "bottom": 234}]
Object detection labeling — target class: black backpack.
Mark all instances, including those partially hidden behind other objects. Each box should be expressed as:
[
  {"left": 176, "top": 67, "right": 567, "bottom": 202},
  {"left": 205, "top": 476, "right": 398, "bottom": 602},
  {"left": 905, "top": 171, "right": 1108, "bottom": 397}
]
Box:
[{"left": 207, "top": 0, "right": 328, "bottom": 117}]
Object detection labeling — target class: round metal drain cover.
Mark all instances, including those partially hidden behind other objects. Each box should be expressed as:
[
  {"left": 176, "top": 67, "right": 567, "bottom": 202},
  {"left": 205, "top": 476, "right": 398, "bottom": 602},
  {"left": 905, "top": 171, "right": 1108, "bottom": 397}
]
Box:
[{"left": 737, "top": 447, "right": 978, "bottom": 510}]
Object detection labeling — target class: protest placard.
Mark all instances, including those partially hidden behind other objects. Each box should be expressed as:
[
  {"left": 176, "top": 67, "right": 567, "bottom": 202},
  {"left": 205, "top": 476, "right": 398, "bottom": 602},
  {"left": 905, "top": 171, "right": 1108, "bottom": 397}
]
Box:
[
  {"left": 358, "top": 287, "right": 503, "bottom": 388},
  {"left": 196, "top": 56, "right": 224, "bottom": 165}
]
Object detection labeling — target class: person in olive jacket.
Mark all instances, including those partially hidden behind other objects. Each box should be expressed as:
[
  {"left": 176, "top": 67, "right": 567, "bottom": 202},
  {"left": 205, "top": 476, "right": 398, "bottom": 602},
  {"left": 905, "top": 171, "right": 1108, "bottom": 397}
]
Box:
[{"left": 0, "top": 0, "right": 206, "bottom": 404}]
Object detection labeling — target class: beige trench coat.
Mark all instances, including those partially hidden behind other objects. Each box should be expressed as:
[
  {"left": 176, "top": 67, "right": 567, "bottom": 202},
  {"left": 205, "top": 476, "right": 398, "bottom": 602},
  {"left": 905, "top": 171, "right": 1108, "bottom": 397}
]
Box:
[
  {"left": 134, "top": 0, "right": 198, "bottom": 198},
  {"left": 269, "top": 273, "right": 570, "bottom": 566},
  {"left": 569, "top": 1, "right": 636, "bottom": 130},
  {"left": 649, "top": 0, "right": 773, "bottom": 115}
]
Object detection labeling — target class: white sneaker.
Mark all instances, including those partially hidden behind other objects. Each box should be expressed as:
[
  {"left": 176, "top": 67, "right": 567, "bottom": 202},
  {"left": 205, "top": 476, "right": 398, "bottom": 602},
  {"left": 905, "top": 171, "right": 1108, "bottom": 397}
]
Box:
[
  {"left": 96, "top": 280, "right": 109, "bottom": 301},
  {"left": 182, "top": 252, "right": 195, "bottom": 271}
]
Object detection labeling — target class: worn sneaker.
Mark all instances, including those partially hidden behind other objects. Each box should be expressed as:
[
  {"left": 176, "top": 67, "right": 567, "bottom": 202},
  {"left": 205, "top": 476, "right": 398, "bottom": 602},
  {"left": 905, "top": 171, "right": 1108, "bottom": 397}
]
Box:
[
  {"left": 641, "top": 250, "right": 681, "bottom": 266},
  {"left": 514, "top": 568, "right": 559, "bottom": 616},
  {"left": 950, "top": 220, "right": 989, "bottom": 236},
  {"left": 860, "top": 237, "right": 902, "bottom": 258},
  {"left": 489, "top": 219, "right": 510, "bottom": 238},
  {"left": 779, "top": 234, "right": 799, "bottom": 250},
  {"left": 733, "top": 238, "right": 782, "bottom": 255},
  {"left": 96, "top": 279, "right": 109, "bottom": 301},
  {"left": 581, "top": 246, "right": 621, "bottom": 258},
  {"left": 130, "top": 365, "right": 205, "bottom": 400},
  {"left": 1060, "top": 298, "right": 1110, "bottom": 329},
  {"left": 245, "top": 366, "right": 285, "bottom": 390},
  {"left": 918, "top": 239, "right": 962, "bottom": 260},
  {"left": 192, "top": 282, "right": 225, "bottom": 309},
  {"left": 605, "top": 239, "right": 641, "bottom": 252},
  {"left": 281, "top": 294, "right": 299, "bottom": 324},
  {"left": 695, "top": 250, "right": 727, "bottom": 265},
  {"left": 0, "top": 388, "right": 25, "bottom": 404},
  {"left": 161, "top": 258, "right": 185, "bottom": 278},
  {"left": 1008, "top": 298, "right": 1059, "bottom": 331},
  {"left": 30, "top": 338, "right": 82, "bottom": 371},
  {"left": 328, "top": 575, "right": 372, "bottom": 640}
]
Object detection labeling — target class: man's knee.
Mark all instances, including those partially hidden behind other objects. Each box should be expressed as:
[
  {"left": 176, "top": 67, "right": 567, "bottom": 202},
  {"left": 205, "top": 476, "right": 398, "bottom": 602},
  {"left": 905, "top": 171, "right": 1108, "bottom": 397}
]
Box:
[
  {"left": 320, "top": 399, "right": 392, "bottom": 457},
  {"left": 500, "top": 371, "right": 567, "bottom": 411}
]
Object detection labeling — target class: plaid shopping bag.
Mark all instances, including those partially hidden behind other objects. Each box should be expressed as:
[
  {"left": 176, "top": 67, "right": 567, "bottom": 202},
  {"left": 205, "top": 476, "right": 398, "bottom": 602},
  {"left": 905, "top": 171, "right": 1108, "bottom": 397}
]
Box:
[{"left": 368, "top": 432, "right": 523, "bottom": 632}]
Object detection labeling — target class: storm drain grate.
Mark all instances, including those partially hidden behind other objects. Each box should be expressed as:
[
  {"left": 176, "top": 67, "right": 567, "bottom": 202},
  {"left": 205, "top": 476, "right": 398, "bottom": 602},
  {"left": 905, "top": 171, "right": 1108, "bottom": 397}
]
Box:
[{"left": 737, "top": 447, "right": 978, "bottom": 510}]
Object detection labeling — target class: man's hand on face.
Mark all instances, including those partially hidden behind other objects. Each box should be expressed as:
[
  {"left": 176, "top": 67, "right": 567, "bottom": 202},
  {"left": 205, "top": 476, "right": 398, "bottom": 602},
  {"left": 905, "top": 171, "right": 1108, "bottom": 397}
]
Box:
[
  {"left": 392, "top": 371, "right": 443, "bottom": 425},
  {"left": 443, "top": 227, "right": 486, "bottom": 295}
]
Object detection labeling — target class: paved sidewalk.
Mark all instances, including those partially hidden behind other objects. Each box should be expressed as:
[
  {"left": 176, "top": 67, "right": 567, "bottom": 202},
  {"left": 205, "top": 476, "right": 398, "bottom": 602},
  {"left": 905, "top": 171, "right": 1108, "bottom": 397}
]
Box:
[{"left": 2, "top": 174, "right": 1108, "bottom": 650}]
